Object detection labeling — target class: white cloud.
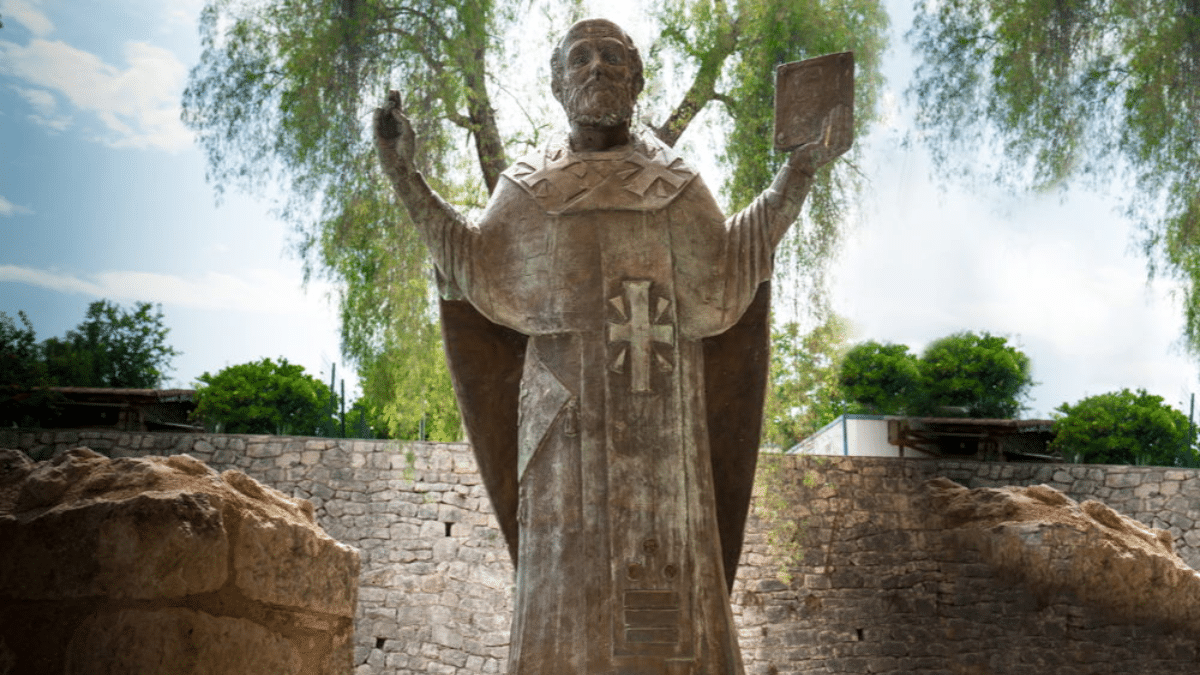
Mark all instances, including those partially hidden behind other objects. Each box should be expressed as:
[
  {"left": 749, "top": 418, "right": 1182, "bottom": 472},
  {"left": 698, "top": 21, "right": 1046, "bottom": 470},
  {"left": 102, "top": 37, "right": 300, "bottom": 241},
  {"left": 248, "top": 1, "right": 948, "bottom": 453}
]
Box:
[
  {"left": 0, "top": 195, "right": 32, "bottom": 216},
  {"left": 0, "top": 265, "right": 334, "bottom": 317},
  {"left": 0, "top": 38, "right": 191, "bottom": 150},
  {"left": 12, "top": 85, "right": 71, "bottom": 130},
  {"left": 0, "top": 0, "right": 54, "bottom": 36},
  {"left": 162, "top": 0, "right": 205, "bottom": 30},
  {"left": 14, "top": 85, "right": 54, "bottom": 115},
  {"left": 0, "top": 265, "right": 103, "bottom": 294}
]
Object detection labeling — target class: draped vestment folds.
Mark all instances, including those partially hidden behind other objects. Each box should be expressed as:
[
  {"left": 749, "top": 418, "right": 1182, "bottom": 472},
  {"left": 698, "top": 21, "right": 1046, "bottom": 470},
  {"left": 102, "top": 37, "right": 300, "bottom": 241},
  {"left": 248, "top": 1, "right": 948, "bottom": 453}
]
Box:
[{"left": 425, "top": 134, "right": 775, "bottom": 675}]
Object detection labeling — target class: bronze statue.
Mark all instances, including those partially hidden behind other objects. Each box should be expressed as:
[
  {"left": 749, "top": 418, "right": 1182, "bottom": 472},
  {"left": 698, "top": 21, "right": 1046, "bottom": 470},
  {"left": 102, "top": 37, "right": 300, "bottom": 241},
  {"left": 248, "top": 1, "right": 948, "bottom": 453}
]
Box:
[{"left": 375, "top": 18, "right": 851, "bottom": 675}]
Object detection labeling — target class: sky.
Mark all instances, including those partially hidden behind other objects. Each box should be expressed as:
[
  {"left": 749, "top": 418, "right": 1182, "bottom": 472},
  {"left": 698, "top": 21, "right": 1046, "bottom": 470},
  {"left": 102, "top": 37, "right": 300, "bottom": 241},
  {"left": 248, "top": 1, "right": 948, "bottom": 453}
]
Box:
[{"left": 1, "top": 0, "right": 1196, "bottom": 419}]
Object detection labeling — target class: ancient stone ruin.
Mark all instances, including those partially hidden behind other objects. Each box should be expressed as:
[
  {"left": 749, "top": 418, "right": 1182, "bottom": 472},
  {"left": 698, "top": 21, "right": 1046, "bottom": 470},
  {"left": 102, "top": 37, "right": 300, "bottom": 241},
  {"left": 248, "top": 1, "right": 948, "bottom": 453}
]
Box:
[
  {"left": 0, "top": 447, "right": 359, "bottom": 675},
  {"left": 928, "top": 477, "right": 1200, "bottom": 629},
  {"left": 736, "top": 458, "right": 1200, "bottom": 675},
  {"left": 5, "top": 431, "right": 1200, "bottom": 674}
]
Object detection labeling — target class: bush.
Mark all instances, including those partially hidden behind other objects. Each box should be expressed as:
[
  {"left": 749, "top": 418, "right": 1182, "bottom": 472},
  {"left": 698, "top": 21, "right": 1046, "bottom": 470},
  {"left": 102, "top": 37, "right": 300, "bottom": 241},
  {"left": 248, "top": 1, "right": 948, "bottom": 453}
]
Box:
[{"left": 192, "top": 357, "right": 336, "bottom": 435}]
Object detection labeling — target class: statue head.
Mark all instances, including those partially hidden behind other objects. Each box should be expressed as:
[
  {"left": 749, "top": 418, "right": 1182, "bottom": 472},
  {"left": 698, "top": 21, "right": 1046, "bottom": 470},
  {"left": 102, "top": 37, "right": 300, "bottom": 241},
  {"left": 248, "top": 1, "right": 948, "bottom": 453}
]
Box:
[{"left": 550, "top": 19, "right": 645, "bottom": 127}]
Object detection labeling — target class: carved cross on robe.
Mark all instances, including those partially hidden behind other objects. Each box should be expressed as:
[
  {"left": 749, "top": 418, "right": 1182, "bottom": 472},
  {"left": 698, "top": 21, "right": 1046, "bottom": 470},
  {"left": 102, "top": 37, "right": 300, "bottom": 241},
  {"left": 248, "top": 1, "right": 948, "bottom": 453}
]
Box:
[
  {"left": 622, "top": 157, "right": 692, "bottom": 199},
  {"left": 607, "top": 280, "right": 674, "bottom": 393}
]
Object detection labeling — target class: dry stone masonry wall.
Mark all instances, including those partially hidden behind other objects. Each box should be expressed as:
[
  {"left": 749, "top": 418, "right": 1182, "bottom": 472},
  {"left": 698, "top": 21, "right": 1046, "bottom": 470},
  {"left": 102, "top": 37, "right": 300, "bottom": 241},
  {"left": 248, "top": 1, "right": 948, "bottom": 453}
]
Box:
[
  {"left": 734, "top": 456, "right": 1200, "bottom": 675},
  {"left": 5, "top": 429, "right": 1200, "bottom": 674}
]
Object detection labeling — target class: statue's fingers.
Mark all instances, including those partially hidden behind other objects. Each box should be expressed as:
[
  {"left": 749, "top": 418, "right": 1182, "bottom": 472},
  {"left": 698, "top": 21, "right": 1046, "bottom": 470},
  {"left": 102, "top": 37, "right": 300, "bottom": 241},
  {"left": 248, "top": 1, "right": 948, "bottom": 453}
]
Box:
[
  {"left": 374, "top": 104, "right": 397, "bottom": 141},
  {"left": 827, "top": 105, "right": 853, "bottom": 153},
  {"left": 390, "top": 104, "right": 416, "bottom": 137}
]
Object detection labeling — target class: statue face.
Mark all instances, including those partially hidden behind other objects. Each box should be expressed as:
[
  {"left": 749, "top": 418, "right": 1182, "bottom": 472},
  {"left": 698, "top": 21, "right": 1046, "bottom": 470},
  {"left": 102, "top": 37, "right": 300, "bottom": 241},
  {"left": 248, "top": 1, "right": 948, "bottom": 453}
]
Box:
[{"left": 559, "top": 33, "right": 637, "bottom": 127}]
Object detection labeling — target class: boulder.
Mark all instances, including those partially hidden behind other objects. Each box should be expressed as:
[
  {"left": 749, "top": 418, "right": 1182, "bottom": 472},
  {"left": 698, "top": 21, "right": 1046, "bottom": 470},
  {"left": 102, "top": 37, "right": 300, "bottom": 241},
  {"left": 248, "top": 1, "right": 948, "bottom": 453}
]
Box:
[
  {"left": 928, "top": 477, "right": 1200, "bottom": 628},
  {"left": 0, "top": 447, "right": 359, "bottom": 675}
]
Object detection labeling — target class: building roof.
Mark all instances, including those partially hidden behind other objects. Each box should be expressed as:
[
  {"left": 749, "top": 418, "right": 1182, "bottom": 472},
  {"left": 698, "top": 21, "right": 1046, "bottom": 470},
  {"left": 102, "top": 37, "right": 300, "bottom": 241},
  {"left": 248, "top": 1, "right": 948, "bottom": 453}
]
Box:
[
  {"left": 788, "top": 414, "right": 1057, "bottom": 461},
  {"left": 49, "top": 387, "right": 195, "bottom": 401},
  {"left": 35, "top": 387, "right": 199, "bottom": 431}
]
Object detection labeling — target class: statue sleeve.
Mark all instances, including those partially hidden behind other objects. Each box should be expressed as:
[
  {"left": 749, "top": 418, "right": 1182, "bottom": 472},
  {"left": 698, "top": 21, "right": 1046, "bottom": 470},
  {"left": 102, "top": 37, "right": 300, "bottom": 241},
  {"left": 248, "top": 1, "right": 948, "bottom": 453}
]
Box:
[
  {"left": 720, "top": 159, "right": 816, "bottom": 320},
  {"left": 394, "top": 172, "right": 482, "bottom": 301},
  {"left": 376, "top": 126, "right": 483, "bottom": 303},
  {"left": 722, "top": 193, "right": 776, "bottom": 303}
]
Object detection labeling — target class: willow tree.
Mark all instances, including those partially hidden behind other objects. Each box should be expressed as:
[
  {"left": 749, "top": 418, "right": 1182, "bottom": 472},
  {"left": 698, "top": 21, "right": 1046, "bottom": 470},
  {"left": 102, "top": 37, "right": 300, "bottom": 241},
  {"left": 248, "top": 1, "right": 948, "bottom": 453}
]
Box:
[
  {"left": 182, "top": 0, "right": 887, "bottom": 439},
  {"left": 909, "top": 0, "right": 1200, "bottom": 352},
  {"left": 763, "top": 313, "right": 859, "bottom": 448}
]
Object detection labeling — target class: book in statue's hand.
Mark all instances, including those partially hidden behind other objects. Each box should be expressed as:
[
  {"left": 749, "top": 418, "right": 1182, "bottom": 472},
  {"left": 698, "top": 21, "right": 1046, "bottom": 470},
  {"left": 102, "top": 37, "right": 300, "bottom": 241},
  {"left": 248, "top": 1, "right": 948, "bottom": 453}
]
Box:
[{"left": 773, "top": 52, "right": 855, "bottom": 152}]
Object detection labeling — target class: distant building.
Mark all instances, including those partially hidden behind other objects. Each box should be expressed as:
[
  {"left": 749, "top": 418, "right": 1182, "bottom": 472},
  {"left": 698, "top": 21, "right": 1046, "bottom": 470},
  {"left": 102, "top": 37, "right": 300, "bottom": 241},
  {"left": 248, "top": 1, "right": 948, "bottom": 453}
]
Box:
[
  {"left": 787, "top": 414, "right": 1056, "bottom": 461},
  {"left": 37, "top": 387, "right": 199, "bottom": 432}
]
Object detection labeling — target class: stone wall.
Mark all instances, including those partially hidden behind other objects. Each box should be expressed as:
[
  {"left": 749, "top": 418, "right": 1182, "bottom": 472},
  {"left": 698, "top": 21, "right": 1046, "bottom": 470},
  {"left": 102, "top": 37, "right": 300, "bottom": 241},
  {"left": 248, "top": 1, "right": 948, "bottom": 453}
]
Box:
[
  {"left": 733, "top": 456, "right": 1200, "bottom": 675},
  {"left": 5, "top": 428, "right": 1200, "bottom": 674}
]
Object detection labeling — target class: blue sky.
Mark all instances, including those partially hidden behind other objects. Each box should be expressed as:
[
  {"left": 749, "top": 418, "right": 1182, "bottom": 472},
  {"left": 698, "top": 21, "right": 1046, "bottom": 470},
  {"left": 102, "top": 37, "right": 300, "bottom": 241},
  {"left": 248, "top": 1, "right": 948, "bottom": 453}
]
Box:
[
  {"left": 1, "top": 0, "right": 1196, "bottom": 418},
  {"left": 1, "top": 0, "right": 349, "bottom": 392}
]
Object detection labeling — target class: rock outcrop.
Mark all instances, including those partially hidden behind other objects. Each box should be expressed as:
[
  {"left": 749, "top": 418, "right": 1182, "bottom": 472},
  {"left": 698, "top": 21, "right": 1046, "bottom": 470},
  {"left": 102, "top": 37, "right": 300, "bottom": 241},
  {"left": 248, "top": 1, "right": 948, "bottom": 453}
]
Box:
[
  {"left": 927, "top": 477, "right": 1200, "bottom": 629},
  {"left": 0, "top": 447, "right": 359, "bottom": 675}
]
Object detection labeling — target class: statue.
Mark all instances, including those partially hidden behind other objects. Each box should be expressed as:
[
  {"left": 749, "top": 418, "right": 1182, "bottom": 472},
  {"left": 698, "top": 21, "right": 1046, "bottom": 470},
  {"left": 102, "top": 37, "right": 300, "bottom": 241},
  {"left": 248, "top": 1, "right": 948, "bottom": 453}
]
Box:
[{"left": 374, "top": 18, "right": 852, "bottom": 675}]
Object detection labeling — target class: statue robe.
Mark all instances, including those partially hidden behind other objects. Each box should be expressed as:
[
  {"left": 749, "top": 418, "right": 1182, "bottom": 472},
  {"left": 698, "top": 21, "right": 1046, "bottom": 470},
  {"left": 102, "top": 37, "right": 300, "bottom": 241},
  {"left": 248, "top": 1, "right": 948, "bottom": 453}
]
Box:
[{"left": 423, "top": 134, "right": 776, "bottom": 675}]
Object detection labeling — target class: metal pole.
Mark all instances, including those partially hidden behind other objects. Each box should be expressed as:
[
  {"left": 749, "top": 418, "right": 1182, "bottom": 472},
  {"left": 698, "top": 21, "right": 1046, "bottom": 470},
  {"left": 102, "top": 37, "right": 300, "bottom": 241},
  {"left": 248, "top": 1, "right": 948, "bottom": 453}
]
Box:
[
  {"left": 340, "top": 379, "right": 346, "bottom": 438},
  {"left": 1188, "top": 393, "right": 1195, "bottom": 464},
  {"left": 329, "top": 364, "right": 337, "bottom": 437}
]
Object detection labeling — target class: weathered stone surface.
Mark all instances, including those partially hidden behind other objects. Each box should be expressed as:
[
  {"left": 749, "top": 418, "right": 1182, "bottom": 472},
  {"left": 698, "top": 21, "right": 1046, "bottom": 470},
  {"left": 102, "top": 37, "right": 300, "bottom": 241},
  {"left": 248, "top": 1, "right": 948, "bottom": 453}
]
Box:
[
  {"left": 734, "top": 459, "right": 1200, "bottom": 675},
  {"left": 8, "top": 431, "right": 1200, "bottom": 675},
  {"left": 0, "top": 448, "right": 228, "bottom": 600},
  {"left": 65, "top": 608, "right": 301, "bottom": 675},
  {"left": 235, "top": 508, "right": 360, "bottom": 616},
  {"left": 0, "top": 446, "right": 359, "bottom": 675},
  {"left": 928, "top": 478, "right": 1200, "bottom": 628}
]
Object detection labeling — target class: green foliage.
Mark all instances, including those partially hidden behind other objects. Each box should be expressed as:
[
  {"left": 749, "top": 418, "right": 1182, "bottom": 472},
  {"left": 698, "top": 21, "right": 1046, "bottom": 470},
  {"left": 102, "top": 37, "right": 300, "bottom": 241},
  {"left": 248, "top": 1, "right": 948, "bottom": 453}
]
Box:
[
  {"left": 920, "top": 331, "right": 1033, "bottom": 418},
  {"left": 43, "top": 300, "right": 180, "bottom": 389},
  {"left": 1050, "top": 389, "right": 1196, "bottom": 466},
  {"left": 345, "top": 396, "right": 390, "bottom": 439},
  {"left": 764, "top": 314, "right": 862, "bottom": 447},
  {"left": 908, "top": 0, "right": 1200, "bottom": 354},
  {"left": 839, "top": 331, "right": 1033, "bottom": 418},
  {"left": 182, "top": 0, "right": 523, "bottom": 438},
  {"left": 839, "top": 340, "right": 921, "bottom": 414},
  {"left": 356, "top": 331, "right": 462, "bottom": 441},
  {"left": 753, "top": 452, "right": 806, "bottom": 585},
  {"left": 193, "top": 357, "right": 337, "bottom": 435},
  {"left": 182, "top": 0, "right": 506, "bottom": 439},
  {"left": 0, "top": 311, "right": 64, "bottom": 426}
]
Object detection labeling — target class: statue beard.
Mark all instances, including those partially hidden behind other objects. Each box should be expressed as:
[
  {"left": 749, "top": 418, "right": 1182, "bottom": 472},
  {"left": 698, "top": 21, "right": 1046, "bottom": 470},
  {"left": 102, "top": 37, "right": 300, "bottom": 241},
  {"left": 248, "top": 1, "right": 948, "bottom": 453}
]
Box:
[{"left": 564, "top": 81, "right": 635, "bottom": 127}]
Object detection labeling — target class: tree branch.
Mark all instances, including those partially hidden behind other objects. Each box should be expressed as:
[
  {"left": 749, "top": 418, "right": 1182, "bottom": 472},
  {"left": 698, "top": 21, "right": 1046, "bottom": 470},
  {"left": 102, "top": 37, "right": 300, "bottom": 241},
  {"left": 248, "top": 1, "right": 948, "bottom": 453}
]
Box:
[
  {"left": 455, "top": 4, "right": 507, "bottom": 193},
  {"left": 651, "top": 10, "right": 740, "bottom": 147}
]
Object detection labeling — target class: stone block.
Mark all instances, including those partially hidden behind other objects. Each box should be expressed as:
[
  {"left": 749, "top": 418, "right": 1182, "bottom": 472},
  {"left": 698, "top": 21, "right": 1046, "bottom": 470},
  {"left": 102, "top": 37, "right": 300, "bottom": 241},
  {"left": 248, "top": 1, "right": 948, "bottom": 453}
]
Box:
[
  {"left": 0, "top": 450, "right": 229, "bottom": 600},
  {"left": 1106, "top": 471, "right": 1143, "bottom": 489},
  {"left": 65, "top": 608, "right": 301, "bottom": 675},
  {"left": 276, "top": 451, "right": 302, "bottom": 467},
  {"left": 1, "top": 447, "right": 358, "bottom": 675},
  {"left": 438, "top": 503, "right": 465, "bottom": 522},
  {"left": 433, "top": 537, "right": 460, "bottom": 561},
  {"left": 233, "top": 507, "right": 358, "bottom": 616}
]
